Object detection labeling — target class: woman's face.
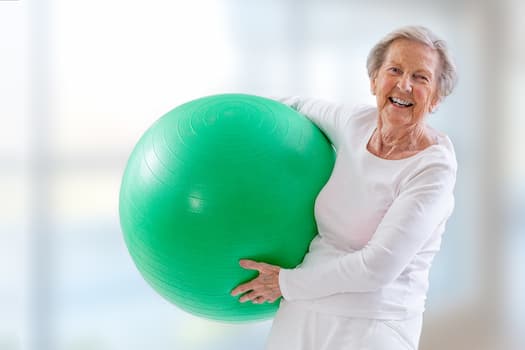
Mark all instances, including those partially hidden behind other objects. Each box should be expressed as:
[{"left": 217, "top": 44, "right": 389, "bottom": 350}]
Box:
[{"left": 370, "top": 38, "right": 441, "bottom": 128}]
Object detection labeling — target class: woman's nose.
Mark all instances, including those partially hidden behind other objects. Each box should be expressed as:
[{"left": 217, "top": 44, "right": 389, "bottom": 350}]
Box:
[{"left": 397, "top": 75, "right": 412, "bottom": 93}]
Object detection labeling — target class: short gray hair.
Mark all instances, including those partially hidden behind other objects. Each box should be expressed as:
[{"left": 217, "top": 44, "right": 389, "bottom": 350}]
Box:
[{"left": 366, "top": 26, "right": 458, "bottom": 99}]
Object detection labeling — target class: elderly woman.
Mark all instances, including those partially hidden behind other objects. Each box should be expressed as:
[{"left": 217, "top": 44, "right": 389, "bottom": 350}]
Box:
[{"left": 231, "top": 26, "right": 458, "bottom": 350}]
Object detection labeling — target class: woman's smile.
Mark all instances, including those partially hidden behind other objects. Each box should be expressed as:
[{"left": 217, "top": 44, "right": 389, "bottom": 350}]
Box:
[{"left": 388, "top": 96, "right": 414, "bottom": 108}]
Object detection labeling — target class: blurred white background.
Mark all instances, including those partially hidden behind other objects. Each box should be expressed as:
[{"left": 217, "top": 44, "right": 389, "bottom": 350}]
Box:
[{"left": 0, "top": 0, "right": 523, "bottom": 349}]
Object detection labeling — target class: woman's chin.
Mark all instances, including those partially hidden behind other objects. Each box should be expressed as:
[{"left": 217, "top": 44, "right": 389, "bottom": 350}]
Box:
[{"left": 381, "top": 110, "right": 414, "bottom": 126}]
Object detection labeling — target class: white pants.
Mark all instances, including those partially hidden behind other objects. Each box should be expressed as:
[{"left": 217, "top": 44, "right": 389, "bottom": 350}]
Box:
[{"left": 265, "top": 301, "right": 422, "bottom": 350}]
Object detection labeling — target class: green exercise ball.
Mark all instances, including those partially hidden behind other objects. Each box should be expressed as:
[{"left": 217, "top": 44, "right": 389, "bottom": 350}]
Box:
[{"left": 119, "top": 93, "right": 335, "bottom": 322}]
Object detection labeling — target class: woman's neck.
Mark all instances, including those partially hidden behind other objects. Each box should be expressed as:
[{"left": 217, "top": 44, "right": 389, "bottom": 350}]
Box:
[{"left": 367, "top": 121, "right": 434, "bottom": 160}]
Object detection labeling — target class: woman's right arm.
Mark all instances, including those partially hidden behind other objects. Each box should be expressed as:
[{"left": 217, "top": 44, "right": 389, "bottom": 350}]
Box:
[{"left": 277, "top": 96, "right": 352, "bottom": 148}]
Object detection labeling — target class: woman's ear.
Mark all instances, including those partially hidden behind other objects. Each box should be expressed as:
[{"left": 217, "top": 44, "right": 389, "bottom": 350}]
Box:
[
  {"left": 370, "top": 75, "right": 377, "bottom": 96},
  {"left": 429, "top": 94, "right": 441, "bottom": 113}
]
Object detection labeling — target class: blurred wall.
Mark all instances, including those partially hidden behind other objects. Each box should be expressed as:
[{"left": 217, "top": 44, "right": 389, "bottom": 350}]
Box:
[{"left": 0, "top": 0, "right": 523, "bottom": 349}]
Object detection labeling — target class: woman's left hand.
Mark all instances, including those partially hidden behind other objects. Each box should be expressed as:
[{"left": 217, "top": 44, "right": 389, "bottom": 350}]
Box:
[{"left": 230, "top": 259, "right": 282, "bottom": 304}]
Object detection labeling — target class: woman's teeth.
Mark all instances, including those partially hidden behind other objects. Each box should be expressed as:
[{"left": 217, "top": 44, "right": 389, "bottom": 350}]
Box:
[{"left": 389, "top": 97, "right": 413, "bottom": 107}]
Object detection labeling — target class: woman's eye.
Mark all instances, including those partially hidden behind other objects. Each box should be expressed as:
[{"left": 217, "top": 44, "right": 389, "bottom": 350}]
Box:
[
  {"left": 387, "top": 67, "right": 402, "bottom": 75},
  {"left": 416, "top": 75, "right": 429, "bottom": 82}
]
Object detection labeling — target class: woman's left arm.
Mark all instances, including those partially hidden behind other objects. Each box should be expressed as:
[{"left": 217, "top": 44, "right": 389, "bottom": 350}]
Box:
[{"left": 278, "top": 158, "right": 457, "bottom": 301}]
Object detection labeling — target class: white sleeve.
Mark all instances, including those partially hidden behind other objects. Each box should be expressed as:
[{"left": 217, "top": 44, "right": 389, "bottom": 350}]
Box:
[
  {"left": 277, "top": 96, "right": 353, "bottom": 148},
  {"left": 279, "top": 158, "right": 457, "bottom": 301}
]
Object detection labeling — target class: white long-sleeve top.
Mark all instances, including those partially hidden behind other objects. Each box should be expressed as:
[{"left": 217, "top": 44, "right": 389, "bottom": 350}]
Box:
[{"left": 278, "top": 97, "right": 457, "bottom": 319}]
